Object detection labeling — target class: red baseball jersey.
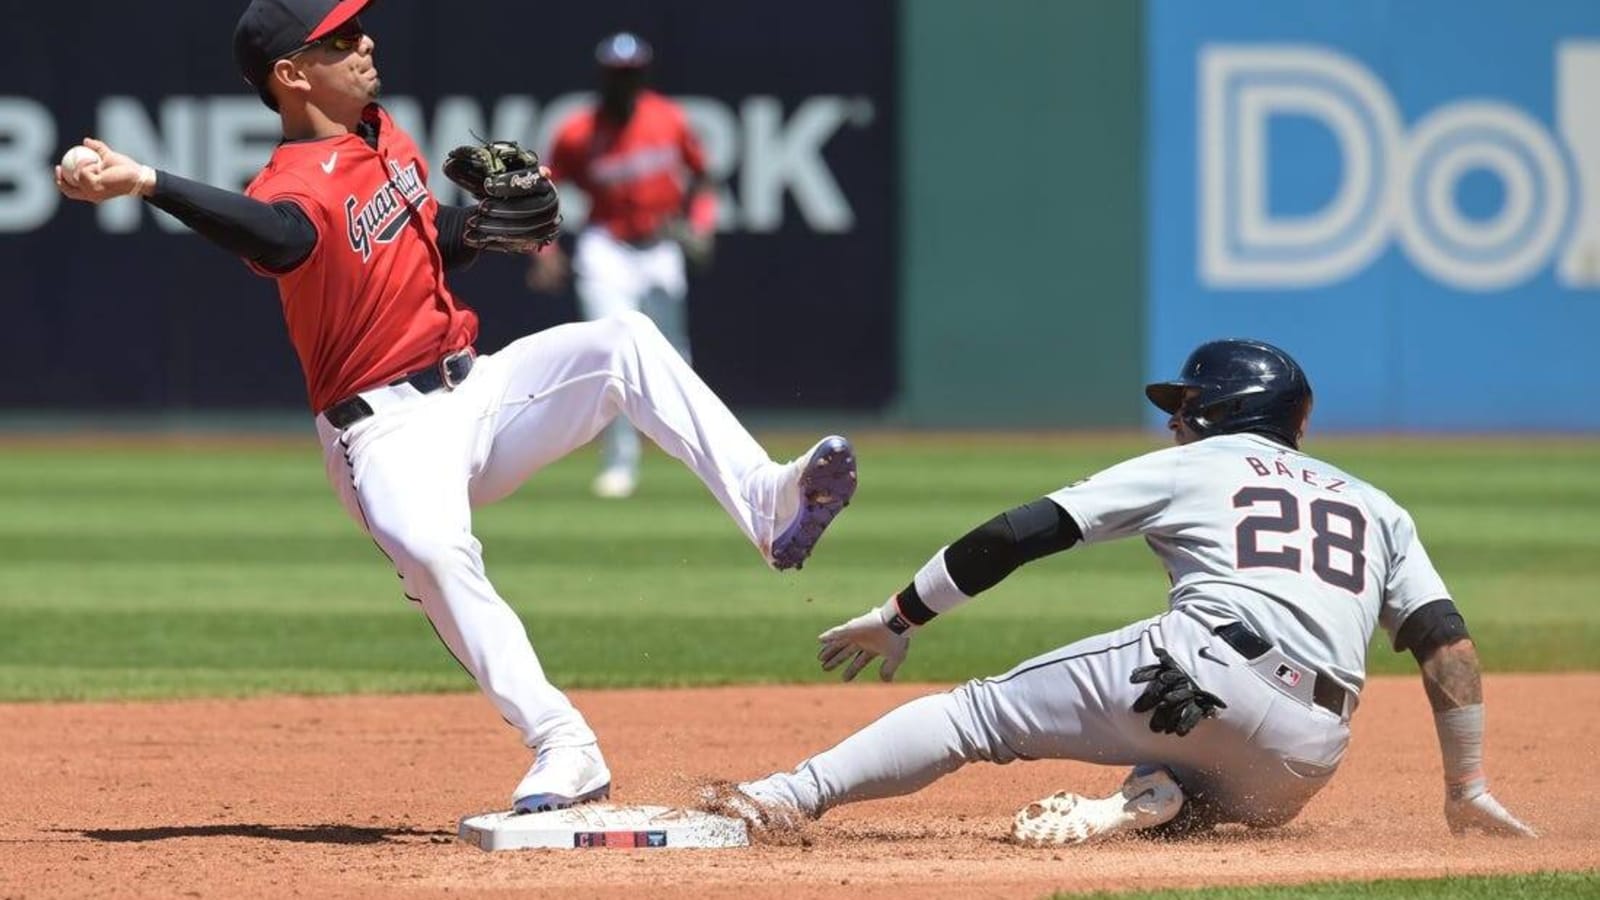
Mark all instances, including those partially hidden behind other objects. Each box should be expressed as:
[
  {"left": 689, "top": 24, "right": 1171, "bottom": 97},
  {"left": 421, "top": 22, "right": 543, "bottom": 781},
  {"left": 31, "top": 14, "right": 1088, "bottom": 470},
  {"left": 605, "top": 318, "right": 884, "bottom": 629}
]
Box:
[
  {"left": 245, "top": 104, "right": 478, "bottom": 412},
  {"left": 547, "top": 91, "right": 707, "bottom": 242}
]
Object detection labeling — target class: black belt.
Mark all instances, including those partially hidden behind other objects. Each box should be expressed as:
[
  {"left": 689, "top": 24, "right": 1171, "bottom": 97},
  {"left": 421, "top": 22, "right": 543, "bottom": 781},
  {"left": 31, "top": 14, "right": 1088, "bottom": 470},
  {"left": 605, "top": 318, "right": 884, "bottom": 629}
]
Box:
[
  {"left": 322, "top": 348, "right": 476, "bottom": 430},
  {"left": 1213, "top": 622, "right": 1350, "bottom": 717}
]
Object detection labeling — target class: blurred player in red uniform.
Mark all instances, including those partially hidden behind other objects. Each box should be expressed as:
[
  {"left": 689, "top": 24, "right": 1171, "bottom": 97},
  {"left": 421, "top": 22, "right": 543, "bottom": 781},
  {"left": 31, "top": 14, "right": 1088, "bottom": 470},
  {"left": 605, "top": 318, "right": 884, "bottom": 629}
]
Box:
[{"left": 531, "top": 32, "right": 719, "bottom": 498}]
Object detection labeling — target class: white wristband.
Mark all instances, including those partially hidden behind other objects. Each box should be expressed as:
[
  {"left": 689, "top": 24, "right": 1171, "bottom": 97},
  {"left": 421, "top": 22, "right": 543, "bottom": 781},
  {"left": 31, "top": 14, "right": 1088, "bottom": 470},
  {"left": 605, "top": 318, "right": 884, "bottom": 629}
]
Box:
[
  {"left": 134, "top": 165, "right": 157, "bottom": 198},
  {"left": 1433, "top": 704, "right": 1486, "bottom": 800},
  {"left": 912, "top": 546, "right": 973, "bottom": 616}
]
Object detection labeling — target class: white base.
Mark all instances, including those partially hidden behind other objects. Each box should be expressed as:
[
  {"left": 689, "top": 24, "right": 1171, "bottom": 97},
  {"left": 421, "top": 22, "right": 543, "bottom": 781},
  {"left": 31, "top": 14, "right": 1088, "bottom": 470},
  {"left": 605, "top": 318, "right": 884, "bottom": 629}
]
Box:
[{"left": 458, "top": 804, "right": 749, "bottom": 851}]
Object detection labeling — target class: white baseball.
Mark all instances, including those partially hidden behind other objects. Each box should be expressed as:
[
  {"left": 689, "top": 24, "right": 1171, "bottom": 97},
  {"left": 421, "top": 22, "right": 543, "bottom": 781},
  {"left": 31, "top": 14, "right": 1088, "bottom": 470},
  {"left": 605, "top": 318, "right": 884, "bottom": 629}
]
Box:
[{"left": 60, "top": 145, "right": 101, "bottom": 185}]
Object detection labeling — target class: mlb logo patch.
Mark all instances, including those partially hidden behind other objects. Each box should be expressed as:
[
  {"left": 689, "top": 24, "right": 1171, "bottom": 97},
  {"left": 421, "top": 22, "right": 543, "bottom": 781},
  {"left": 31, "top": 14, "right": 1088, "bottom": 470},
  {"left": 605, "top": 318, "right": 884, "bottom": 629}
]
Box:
[{"left": 1274, "top": 663, "right": 1303, "bottom": 688}]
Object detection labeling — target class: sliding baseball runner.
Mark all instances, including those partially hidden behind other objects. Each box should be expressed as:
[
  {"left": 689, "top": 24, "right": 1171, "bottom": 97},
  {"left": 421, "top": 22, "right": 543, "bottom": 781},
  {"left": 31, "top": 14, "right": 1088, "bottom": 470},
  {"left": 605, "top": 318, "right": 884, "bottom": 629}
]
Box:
[{"left": 709, "top": 339, "right": 1532, "bottom": 844}]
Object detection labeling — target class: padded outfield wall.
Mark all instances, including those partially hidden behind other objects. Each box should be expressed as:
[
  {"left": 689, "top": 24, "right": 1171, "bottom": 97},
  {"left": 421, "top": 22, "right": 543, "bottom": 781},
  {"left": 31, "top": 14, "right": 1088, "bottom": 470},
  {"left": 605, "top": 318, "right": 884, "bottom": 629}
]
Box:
[
  {"left": 896, "top": 0, "right": 1146, "bottom": 428},
  {"left": 2, "top": 1, "right": 899, "bottom": 415},
  {"left": 900, "top": 0, "right": 1600, "bottom": 431},
  {"left": 4, "top": 1, "right": 1598, "bottom": 429}
]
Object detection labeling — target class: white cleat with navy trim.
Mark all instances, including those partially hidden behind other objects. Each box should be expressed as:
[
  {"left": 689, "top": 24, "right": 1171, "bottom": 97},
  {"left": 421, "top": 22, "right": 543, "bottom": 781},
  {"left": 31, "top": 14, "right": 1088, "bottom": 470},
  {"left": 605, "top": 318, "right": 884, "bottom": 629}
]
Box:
[{"left": 1012, "top": 765, "right": 1184, "bottom": 845}]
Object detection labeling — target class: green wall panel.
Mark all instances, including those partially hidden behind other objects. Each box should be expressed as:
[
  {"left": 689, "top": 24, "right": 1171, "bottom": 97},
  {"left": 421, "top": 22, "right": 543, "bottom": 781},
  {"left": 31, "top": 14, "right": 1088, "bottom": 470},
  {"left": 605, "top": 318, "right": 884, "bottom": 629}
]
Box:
[{"left": 898, "top": 0, "right": 1144, "bottom": 426}]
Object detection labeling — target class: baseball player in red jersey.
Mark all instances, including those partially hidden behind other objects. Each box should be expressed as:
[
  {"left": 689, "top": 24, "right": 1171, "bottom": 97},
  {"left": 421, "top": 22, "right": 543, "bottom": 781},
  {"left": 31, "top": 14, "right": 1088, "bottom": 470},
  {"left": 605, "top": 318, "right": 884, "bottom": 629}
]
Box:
[
  {"left": 531, "top": 33, "right": 719, "bottom": 499},
  {"left": 55, "top": 0, "right": 857, "bottom": 815}
]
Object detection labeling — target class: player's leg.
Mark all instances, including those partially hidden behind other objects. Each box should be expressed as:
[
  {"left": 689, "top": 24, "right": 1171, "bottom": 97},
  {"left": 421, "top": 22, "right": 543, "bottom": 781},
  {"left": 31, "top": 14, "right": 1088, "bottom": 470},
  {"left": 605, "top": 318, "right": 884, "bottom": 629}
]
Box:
[
  {"left": 574, "top": 229, "right": 646, "bottom": 498},
  {"left": 316, "top": 407, "right": 610, "bottom": 812},
  {"left": 1017, "top": 621, "right": 1350, "bottom": 840},
  {"left": 1158, "top": 691, "right": 1348, "bottom": 830},
  {"left": 465, "top": 313, "right": 855, "bottom": 569},
  {"left": 718, "top": 611, "right": 1295, "bottom": 840},
  {"left": 722, "top": 615, "right": 1173, "bottom": 824}
]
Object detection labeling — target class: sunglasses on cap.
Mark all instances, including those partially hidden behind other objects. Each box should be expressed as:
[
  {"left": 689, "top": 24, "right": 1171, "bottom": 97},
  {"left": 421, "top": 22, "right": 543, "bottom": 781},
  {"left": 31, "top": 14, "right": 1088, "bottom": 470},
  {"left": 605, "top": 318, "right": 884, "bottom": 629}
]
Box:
[{"left": 282, "top": 20, "right": 365, "bottom": 60}]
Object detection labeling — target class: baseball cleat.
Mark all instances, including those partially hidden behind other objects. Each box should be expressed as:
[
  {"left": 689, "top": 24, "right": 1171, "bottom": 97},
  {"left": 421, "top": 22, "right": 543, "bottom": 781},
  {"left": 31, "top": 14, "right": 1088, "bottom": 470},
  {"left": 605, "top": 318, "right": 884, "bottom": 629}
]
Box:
[
  {"left": 769, "top": 435, "right": 858, "bottom": 571},
  {"left": 1012, "top": 765, "right": 1184, "bottom": 845},
  {"left": 512, "top": 743, "right": 613, "bottom": 814},
  {"left": 698, "top": 781, "right": 806, "bottom": 837}
]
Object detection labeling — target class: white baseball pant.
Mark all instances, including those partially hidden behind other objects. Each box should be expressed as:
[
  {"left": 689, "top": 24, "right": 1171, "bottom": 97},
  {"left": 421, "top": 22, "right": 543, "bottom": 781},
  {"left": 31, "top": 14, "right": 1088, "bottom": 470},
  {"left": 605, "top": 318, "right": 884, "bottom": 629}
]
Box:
[{"left": 315, "top": 312, "right": 793, "bottom": 752}]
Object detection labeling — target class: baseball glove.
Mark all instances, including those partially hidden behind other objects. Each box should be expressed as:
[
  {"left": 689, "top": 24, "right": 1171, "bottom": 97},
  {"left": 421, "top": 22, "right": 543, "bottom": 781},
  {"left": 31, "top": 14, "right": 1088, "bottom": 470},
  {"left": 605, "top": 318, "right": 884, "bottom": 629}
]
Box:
[
  {"left": 665, "top": 217, "right": 716, "bottom": 271},
  {"left": 443, "top": 141, "right": 562, "bottom": 252},
  {"left": 1130, "top": 648, "right": 1227, "bottom": 737}
]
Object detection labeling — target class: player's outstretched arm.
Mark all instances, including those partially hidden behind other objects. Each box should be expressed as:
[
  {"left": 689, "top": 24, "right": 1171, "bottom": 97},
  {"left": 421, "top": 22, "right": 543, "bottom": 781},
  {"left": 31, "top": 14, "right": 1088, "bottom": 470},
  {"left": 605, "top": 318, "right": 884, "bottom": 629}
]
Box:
[
  {"left": 56, "top": 138, "right": 316, "bottom": 272},
  {"left": 1417, "top": 636, "right": 1537, "bottom": 837},
  {"left": 817, "top": 499, "right": 1082, "bottom": 682}
]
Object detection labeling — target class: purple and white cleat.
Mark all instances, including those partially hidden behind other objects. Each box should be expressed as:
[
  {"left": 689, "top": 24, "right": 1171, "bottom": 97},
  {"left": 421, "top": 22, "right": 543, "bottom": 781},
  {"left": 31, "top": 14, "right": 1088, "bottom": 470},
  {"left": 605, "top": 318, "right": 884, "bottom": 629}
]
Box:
[{"left": 769, "top": 436, "right": 858, "bottom": 571}]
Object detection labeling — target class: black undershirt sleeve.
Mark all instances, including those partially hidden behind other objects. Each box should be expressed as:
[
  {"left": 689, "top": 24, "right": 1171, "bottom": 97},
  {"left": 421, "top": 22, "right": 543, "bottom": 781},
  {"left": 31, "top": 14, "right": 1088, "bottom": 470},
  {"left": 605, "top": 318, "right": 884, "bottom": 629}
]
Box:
[
  {"left": 434, "top": 205, "right": 480, "bottom": 271},
  {"left": 148, "top": 168, "right": 478, "bottom": 274},
  {"left": 1394, "top": 598, "right": 1472, "bottom": 663},
  {"left": 146, "top": 171, "right": 316, "bottom": 273},
  {"left": 896, "top": 498, "right": 1083, "bottom": 625}
]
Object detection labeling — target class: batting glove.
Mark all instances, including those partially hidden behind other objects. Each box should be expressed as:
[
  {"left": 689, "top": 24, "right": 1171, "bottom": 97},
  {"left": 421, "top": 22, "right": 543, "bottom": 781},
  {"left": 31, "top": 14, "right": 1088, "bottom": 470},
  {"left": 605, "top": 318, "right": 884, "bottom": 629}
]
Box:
[{"left": 818, "top": 602, "right": 915, "bottom": 682}]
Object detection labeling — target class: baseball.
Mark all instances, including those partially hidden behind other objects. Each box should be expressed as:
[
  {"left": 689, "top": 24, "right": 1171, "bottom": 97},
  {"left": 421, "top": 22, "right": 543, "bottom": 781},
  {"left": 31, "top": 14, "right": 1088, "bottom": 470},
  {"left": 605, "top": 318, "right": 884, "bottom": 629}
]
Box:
[{"left": 60, "top": 145, "right": 100, "bottom": 185}]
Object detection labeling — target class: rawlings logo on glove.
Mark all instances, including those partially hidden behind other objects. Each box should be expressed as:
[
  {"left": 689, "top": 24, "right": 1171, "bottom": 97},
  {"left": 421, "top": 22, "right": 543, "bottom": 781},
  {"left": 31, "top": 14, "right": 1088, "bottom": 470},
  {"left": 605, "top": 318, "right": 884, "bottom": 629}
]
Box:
[{"left": 442, "top": 140, "right": 562, "bottom": 253}]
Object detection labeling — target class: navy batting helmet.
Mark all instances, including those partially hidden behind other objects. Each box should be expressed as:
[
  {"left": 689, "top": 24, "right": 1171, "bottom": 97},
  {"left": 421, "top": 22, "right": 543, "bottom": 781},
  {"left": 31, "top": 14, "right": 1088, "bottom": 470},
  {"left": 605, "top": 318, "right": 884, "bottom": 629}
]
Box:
[
  {"left": 596, "top": 32, "right": 653, "bottom": 68},
  {"left": 1145, "top": 339, "right": 1313, "bottom": 447}
]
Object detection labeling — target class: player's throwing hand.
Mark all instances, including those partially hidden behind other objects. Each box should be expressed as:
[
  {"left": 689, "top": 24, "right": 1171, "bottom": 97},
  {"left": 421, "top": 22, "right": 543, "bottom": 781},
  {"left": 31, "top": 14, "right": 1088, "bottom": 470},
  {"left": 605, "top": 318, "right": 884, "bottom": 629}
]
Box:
[{"left": 55, "top": 138, "right": 154, "bottom": 204}]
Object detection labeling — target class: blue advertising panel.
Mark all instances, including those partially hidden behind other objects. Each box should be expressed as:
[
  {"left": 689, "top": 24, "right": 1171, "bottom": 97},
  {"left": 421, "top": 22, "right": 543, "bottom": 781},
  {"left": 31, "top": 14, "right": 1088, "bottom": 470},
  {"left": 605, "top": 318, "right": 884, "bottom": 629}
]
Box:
[
  {"left": 1, "top": 1, "right": 895, "bottom": 412},
  {"left": 1148, "top": 0, "right": 1600, "bottom": 430}
]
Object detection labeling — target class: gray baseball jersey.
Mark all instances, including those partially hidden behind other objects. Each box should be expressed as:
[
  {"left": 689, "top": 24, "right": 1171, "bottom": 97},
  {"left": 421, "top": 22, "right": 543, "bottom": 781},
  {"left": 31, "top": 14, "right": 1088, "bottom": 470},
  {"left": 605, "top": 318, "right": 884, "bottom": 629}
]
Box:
[
  {"left": 743, "top": 432, "right": 1451, "bottom": 827},
  {"left": 1047, "top": 432, "right": 1450, "bottom": 692}
]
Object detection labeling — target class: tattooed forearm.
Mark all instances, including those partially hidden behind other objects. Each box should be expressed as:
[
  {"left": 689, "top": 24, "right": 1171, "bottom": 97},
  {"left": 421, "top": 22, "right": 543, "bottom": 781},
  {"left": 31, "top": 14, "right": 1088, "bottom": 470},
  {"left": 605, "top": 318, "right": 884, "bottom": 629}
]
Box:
[{"left": 1419, "top": 638, "right": 1483, "bottom": 711}]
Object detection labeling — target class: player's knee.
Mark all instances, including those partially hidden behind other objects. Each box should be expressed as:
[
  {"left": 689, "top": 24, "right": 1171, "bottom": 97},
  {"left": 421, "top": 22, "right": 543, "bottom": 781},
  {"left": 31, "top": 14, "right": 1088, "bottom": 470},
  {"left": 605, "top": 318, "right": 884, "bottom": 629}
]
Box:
[
  {"left": 597, "top": 309, "right": 659, "bottom": 346},
  {"left": 580, "top": 311, "right": 661, "bottom": 369},
  {"left": 378, "top": 526, "right": 475, "bottom": 582}
]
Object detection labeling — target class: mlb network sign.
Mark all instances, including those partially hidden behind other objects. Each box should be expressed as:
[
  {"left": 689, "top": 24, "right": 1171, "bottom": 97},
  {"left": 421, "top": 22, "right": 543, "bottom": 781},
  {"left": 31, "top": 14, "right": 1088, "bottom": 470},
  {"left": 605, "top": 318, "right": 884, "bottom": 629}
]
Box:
[{"left": 1149, "top": 0, "right": 1600, "bottom": 431}]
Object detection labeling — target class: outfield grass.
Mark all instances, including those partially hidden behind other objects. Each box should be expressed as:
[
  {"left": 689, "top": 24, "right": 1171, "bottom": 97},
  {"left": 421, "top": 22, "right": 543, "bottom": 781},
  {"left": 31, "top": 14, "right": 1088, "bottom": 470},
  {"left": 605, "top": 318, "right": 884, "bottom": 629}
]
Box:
[
  {"left": 0, "top": 434, "right": 1596, "bottom": 700},
  {"left": 1064, "top": 870, "right": 1600, "bottom": 899}
]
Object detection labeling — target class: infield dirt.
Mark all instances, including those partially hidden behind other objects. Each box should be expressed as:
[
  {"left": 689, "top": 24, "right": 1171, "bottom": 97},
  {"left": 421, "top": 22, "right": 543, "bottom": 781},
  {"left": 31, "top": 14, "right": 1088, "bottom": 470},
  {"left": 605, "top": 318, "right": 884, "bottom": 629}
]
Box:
[{"left": 2, "top": 675, "right": 1596, "bottom": 899}]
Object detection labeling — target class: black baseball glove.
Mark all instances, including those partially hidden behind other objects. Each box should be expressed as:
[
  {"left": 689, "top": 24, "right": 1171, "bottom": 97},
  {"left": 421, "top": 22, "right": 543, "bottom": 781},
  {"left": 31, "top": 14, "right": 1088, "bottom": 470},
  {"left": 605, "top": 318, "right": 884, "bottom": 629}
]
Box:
[
  {"left": 1130, "top": 648, "right": 1228, "bottom": 737},
  {"left": 443, "top": 141, "right": 562, "bottom": 253}
]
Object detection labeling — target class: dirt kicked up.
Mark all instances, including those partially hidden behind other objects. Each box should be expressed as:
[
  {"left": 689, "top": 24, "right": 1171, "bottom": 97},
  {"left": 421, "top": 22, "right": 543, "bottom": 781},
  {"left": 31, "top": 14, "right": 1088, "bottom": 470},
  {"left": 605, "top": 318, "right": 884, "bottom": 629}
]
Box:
[{"left": 1, "top": 675, "right": 1596, "bottom": 899}]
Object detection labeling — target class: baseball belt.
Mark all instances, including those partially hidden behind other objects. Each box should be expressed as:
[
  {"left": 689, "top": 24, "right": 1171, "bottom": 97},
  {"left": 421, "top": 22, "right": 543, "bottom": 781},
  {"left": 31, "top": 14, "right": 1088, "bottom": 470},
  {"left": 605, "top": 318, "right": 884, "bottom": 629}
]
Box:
[
  {"left": 1213, "top": 622, "right": 1353, "bottom": 718},
  {"left": 322, "top": 348, "right": 476, "bottom": 430}
]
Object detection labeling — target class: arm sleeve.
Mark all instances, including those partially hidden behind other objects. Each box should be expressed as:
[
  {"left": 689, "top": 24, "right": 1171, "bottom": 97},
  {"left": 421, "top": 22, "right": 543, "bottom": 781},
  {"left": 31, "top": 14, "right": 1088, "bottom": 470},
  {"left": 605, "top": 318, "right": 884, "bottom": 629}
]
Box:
[
  {"left": 433, "top": 204, "right": 480, "bottom": 271},
  {"left": 1394, "top": 598, "right": 1471, "bottom": 662},
  {"left": 944, "top": 498, "right": 1083, "bottom": 595},
  {"left": 893, "top": 498, "right": 1084, "bottom": 627},
  {"left": 146, "top": 170, "right": 317, "bottom": 273}
]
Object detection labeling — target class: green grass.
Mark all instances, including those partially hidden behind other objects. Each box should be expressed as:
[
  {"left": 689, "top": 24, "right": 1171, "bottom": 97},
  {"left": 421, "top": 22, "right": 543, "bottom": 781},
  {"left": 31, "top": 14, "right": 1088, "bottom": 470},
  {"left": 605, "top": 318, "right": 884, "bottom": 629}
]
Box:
[
  {"left": 1, "top": 434, "right": 1597, "bottom": 700},
  {"left": 1060, "top": 869, "right": 1600, "bottom": 899}
]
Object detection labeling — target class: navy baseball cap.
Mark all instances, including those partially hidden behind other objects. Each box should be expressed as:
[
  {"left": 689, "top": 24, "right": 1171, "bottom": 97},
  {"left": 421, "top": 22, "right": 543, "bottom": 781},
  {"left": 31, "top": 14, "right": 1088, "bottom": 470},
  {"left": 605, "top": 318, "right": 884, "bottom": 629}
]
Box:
[
  {"left": 234, "top": 0, "right": 375, "bottom": 107},
  {"left": 595, "top": 32, "right": 652, "bottom": 68}
]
